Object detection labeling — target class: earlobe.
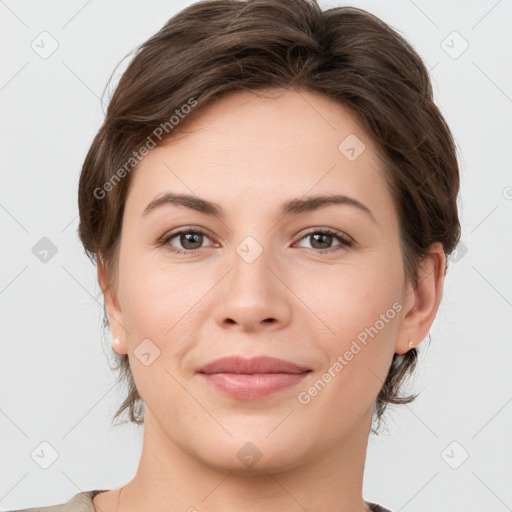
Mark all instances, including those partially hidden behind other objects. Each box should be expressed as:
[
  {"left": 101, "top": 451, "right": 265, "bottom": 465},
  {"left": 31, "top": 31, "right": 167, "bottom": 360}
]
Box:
[
  {"left": 112, "top": 336, "right": 128, "bottom": 355},
  {"left": 112, "top": 337, "right": 125, "bottom": 355},
  {"left": 110, "top": 332, "right": 128, "bottom": 356},
  {"left": 395, "top": 242, "right": 446, "bottom": 354},
  {"left": 97, "top": 260, "right": 128, "bottom": 355}
]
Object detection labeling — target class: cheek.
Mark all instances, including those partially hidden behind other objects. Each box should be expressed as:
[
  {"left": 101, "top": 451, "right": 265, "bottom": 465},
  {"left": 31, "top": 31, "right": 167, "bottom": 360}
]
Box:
[
  {"left": 119, "top": 238, "right": 201, "bottom": 326},
  {"left": 117, "top": 268, "right": 197, "bottom": 409},
  {"left": 300, "top": 256, "right": 402, "bottom": 337},
  {"left": 292, "top": 269, "right": 401, "bottom": 438},
  {"left": 118, "top": 255, "right": 215, "bottom": 382},
  {"left": 296, "top": 258, "right": 402, "bottom": 393}
]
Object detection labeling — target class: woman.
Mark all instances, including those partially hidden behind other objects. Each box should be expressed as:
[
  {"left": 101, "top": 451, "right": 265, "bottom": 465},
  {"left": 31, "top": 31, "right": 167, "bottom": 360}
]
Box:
[{"left": 13, "top": 0, "right": 460, "bottom": 510}]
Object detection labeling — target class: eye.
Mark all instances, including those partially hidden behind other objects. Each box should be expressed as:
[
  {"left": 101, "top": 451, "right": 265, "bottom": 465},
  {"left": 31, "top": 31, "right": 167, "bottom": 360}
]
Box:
[
  {"left": 294, "top": 228, "right": 353, "bottom": 254},
  {"left": 161, "top": 228, "right": 215, "bottom": 255},
  {"left": 160, "top": 227, "right": 353, "bottom": 256}
]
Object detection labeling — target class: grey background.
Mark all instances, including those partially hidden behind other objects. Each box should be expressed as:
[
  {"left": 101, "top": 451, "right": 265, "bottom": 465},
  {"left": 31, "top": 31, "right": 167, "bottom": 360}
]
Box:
[{"left": 1, "top": 0, "right": 511, "bottom": 510}]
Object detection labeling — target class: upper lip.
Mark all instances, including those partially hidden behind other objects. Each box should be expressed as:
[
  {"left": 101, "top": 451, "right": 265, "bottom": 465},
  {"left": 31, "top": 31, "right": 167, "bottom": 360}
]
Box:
[{"left": 197, "top": 356, "right": 311, "bottom": 374}]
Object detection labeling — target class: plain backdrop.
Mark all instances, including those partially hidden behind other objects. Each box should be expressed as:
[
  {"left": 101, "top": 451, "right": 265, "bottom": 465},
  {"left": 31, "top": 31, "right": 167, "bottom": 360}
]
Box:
[{"left": 1, "top": 1, "right": 511, "bottom": 510}]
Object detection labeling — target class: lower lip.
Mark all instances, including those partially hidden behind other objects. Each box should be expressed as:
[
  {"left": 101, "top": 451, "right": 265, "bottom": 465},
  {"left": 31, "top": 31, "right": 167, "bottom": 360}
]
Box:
[{"left": 199, "top": 372, "right": 310, "bottom": 399}]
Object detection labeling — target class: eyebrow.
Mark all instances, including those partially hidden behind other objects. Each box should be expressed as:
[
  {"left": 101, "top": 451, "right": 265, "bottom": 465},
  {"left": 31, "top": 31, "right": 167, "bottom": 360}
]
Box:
[{"left": 142, "top": 192, "right": 376, "bottom": 223}]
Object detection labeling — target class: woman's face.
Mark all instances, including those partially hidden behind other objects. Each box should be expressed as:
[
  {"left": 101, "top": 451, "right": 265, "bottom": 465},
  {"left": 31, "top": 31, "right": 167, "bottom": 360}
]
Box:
[{"left": 104, "top": 88, "right": 434, "bottom": 472}]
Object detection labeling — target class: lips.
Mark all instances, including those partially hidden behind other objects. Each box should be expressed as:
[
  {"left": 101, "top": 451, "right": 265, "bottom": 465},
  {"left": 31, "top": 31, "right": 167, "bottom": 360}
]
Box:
[
  {"left": 197, "top": 355, "right": 311, "bottom": 375},
  {"left": 197, "top": 356, "right": 312, "bottom": 399}
]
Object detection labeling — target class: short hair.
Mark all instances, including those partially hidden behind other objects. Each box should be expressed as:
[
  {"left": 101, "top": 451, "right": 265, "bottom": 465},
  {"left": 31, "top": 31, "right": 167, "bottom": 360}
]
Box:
[{"left": 78, "top": 0, "right": 461, "bottom": 432}]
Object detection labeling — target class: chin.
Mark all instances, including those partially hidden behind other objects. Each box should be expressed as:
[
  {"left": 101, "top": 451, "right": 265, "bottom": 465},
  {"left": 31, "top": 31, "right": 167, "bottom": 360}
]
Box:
[{"left": 190, "top": 431, "right": 310, "bottom": 475}]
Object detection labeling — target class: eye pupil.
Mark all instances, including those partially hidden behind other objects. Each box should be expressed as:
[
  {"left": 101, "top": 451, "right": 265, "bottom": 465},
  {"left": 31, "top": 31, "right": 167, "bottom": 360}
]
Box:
[{"left": 311, "top": 233, "right": 332, "bottom": 249}]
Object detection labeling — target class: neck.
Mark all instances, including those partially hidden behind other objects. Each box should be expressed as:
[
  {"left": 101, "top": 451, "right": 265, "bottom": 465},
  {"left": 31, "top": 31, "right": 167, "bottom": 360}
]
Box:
[{"left": 113, "top": 408, "right": 374, "bottom": 512}]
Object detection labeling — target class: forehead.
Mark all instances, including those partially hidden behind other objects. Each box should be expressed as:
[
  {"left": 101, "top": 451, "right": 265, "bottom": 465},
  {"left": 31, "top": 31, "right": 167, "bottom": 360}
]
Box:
[
  {"left": 125, "top": 87, "right": 394, "bottom": 221},
  {"left": 165, "top": 87, "right": 372, "bottom": 161}
]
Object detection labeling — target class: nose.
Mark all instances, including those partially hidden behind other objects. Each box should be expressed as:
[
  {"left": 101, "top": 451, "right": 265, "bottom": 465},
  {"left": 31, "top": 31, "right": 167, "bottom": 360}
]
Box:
[{"left": 213, "top": 242, "right": 292, "bottom": 333}]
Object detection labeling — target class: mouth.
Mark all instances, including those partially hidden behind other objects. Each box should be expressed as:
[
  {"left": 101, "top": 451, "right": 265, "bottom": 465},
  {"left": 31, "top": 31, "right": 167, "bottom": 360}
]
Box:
[{"left": 197, "top": 356, "right": 312, "bottom": 400}]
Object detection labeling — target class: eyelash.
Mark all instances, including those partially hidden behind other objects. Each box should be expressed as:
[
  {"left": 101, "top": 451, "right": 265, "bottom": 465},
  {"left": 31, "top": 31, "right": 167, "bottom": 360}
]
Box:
[{"left": 160, "top": 227, "right": 353, "bottom": 256}]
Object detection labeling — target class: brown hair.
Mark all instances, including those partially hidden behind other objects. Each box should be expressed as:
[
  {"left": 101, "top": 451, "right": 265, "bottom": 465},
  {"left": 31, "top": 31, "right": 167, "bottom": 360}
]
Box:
[{"left": 78, "top": 0, "right": 460, "bottom": 433}]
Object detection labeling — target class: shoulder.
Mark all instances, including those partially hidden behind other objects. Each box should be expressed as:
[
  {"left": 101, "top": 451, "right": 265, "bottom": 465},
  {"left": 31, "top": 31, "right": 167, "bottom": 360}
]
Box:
[
  {"left": 10, "top": 493, "right": 391, "bottom": 512},
  {"left": 368, "top": 502, "right": 393, "bottom": 512},
  {"left": 7, "top": 490, "right": 105, "bottom": 512}
]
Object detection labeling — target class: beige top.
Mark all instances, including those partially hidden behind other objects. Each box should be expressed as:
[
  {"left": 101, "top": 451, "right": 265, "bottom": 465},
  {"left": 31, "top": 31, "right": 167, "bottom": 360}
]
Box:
[
  {"left": 9, "top": 490, "right": 393, "bottom": 511},
  {"left": 8, "top": 490, "right": 107, "bottom": 511}
]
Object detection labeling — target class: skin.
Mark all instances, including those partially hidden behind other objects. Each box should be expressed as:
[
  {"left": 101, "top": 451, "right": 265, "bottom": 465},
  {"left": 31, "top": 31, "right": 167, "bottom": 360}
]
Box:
[{"left": 94, "top": 87, "right": 445, "bottom": 512}]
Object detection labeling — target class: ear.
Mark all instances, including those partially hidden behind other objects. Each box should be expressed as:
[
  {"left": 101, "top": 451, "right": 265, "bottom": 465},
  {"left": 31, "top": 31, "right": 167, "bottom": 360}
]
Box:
[
  {"left": 395, "top": 242, "right": 446, "bottom": 354},
  {"left": 97, "top": 258, "right": 128, "bottom": 355}
]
